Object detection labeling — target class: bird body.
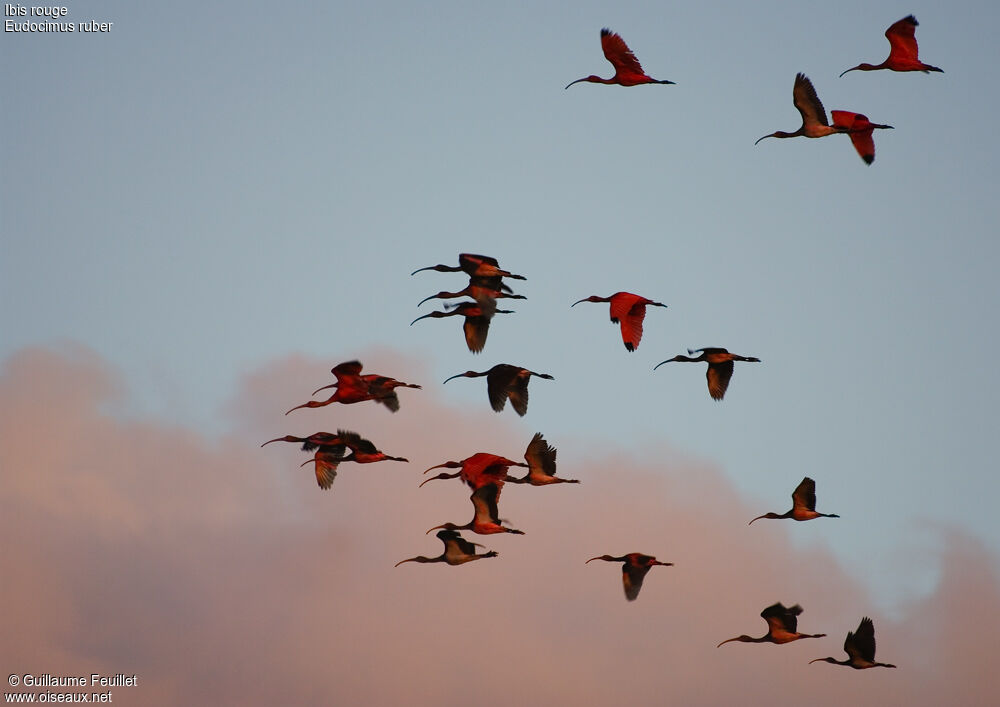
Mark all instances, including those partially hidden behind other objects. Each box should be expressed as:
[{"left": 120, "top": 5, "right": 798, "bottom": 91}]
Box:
[
  {"left": 394, "top": 529, "right": 499, "bottom": 567},
  {"left": 749, "top": 477, "right": 840, "bottom": 525},
  {"left": 755, "top": 74, "right": 844, "bottom": 144},
  {"left": 287, "top": 361, "right": 420, "bottom": 414},
  {"left": 566, "top": 29, "right": 674, "bottom": 88},
  {"left": 718, "top": 603, "right": 825, "bottom": 647},
  {"left": 443, "top": 364, "right": 553, "bottom": 416},
  {"left": 411, "top": 253, "right": 525, "bottom": 282},
  {"left": 411, "top": 301, "right": 513, "bottom": 354},
  {"left": 428, "top": 483, "right": 525, "bottom": 535},
  {"left": 830, "top": 110, "right": 893, "bottom": 165},
  {"left": 840, "top": 15, "right": 942, "bottom": 76},
  {"left": 810, "top": 617, "right": 896, "bottom": 669},
  {"left": 654, "top": 348, "right": 760, "bottom": 400},
  {"left": 507, "top": 432, "right": 580, "bottom": 485},
  {"left": 294, "top": 430, "right": 408, "bottom": 489},
  {"left": 420, "top": 452, "right": 527, "bottom": 489},
  {"left": 261, "top": 432, "right": 351, "bottom": 489},
  {"left": 586, "top": 553, "right": 673, "bottom": 601},
  {"left": 572, "top": 292, "right": 667, "bottom": 352}
]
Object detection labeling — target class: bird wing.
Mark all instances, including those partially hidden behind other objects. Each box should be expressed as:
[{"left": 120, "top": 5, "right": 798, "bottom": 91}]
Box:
[
  {"left": 459, "top": 253, "right": 500, "bottom": 275},
  {"left": 336, "top": 430, "right": 378, "bottom": 455},
  {"left": 524, "top": 432, "right": 557, "bottom": 480},
  {"left": 850, "top": 617, "right": 877, "bottom": 662},
  {"left": 471, "top": 483, "right": 503, "bottom": 525},
  {"left": 486, "top": 366, "right": 518, "bottom": 412},
  {"left": 885, "top": 15, "right": 920, "bottom": 63},
  {"left": 792, "top": 73, "right": 829, "bottom": 128},
  {"left": 622, "top": 563, "right": 652, "bottom": 601},
  {"left": 463, "top": 315, "right": 491, "bottom": 353},
  {"left": 616, "top": 300, "right": 647, "bottom": 352},
  {"left": 601, "top": 29, "right": 645, "bottom": 76},
  {"left": 792, "top": 477, "right": 818, "bottom": 512},
  {"left": 311, "top": 452, "right": 342, "bottom": 490},
  {"left": 332, "top": 360, "right": 364, "bottom": 379},
  {"left": 706, "top": 361, "right": 735, "bottom": 400},
  {"left": 831, "top": 111, "right": 878, "bottom": 164},
  {"left": 441, "top": 531, "right": 480, "bottom": 557},
  {"left": 508, "top": 372, "right": 531, "bottom": 416},
  {"left": 762, "top": 603, "right": 800, "bottom": 634}
]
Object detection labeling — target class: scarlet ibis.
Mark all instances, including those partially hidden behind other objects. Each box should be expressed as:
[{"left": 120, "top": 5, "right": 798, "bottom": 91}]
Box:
[
  {"left": 417, "top": 283, "right": 526, "bottom": 309},
  {"left": 394, "top": 529, "right": 499, "bottom": 567},
  {"left": 296, "top": 429, "right": 408, "bottom": 489},
  {"left": 755, "top": 73, "right": 848, "bottom": 144},
  {"left": 307, "top": 364, "right": 421, "bottom": 413},
  {"left": 411, "top": 253, "right": 526, "bottom": 282},
  {"left": 717, "top": 603, "right": 826, "bottom": 647},
  {"left": 411, "top": 302, "right": 514, "bottom": 354},
  {"left": 443, "top": 364, "right": 553, "bottom": 416},
  {"left": 420, "top": 452, "right": 527, "bottom": 489},
  {"left": 572, "top": 292, "right": 667, "bottom": 352},
  {"left": 286, "top": 360, "right": 374, "bottom": 413},
  {"left": 810, "top": 617, "right": 897, "bottom": 669},
  {"left": 566, "top": 28, "right": 675, "bottom": 88},
  {"left": 749, "top": 477, "right": 840, "bottom": 525},
  {"left": 507, "top": 432, "right": 580, "bottom": 485},
  {"left": 840, "top": 15, "right": 942, "bottom": 76},
  {"left": 427, "top": 483, "right": 525, "bottom": 535},
  {"left": 831, "top": 110, "right": 893, "bottom": 165},
  {"left": 654, "top": 348, "right": 760, "bottom": 400},
  {"left": 586, "top": 553, "right": 673, "bottom": 602},
  {"left": 261, "top": 432, "right": 349, "bottom": 489}
]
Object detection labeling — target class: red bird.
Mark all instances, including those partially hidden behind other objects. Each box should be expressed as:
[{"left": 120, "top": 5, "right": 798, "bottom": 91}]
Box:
[
  {"left": 410, "top": 301, "right": 514, "bottom": 354},
  {"left": 394, "top": 529, "right": 499, "bottom": 568},
  {"left": 840, "top": 15, "right": 943, "bottom": 76},
  {"left": 831, "top": 110, "right": 894, "bottom": 165},
  {"left": 566, "top": 28, "right": 675, "bottom": 88},
  {"left": 420, "top": 452, "right": 527, "bottom": 489},
  {"left": 572, "top": 292, "right": 667, "bottom": 352},
  {"left": 443, "top": 364, "right": 553, "bottom": 416},
  {"left": 654, "top": 348, "right": 760, "bottom": 400},
  {"left": 717, "top": 603, "right": 826, "bottom": 647},
  {"left": 295, "top": 430, "right": 408, "bottom": 489},
  {"left": 755, "top": 74, "right": 892, "bottom": 165},
  {"left": 749, "top": 477, "right": 840, "bottom": 525},
  {"left": 586, "top": 553, "right": 673, "bottom": 601},
  {"left": 506, "top": 432, "right": 580, "bottom": 486},
  {"left": 427, "top": 483, "right": 525, "bottom": 536},
  {"left": 810, "top": 617, "right": 897, "bottom": 669}
]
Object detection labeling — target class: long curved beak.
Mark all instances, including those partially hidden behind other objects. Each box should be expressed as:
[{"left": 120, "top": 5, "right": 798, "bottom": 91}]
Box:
[
  {"left": 416, "top": 294, "right": 439, "bottom": 307},
  {"left": 653, "top": 360, "right": 671, "bottom": 370},
  {"left": 442, "top": 373, "right": 463, "bottom": 384},
  {"left": 410, "top": 266, "right": 434, "bottom": 276},
  {"left": 410, "top": 313, "right": 434, "bottom": 326},
  {"left": 394, "top": 557, "right": 417, "bottom": 567},
  {"left": 311, "top": 383, "right": 336, "bottom": 396},
  {"left": 570, "top": 298, "right": 587, "bottom": 307},
  {"left": 754, "top": 134, "right": 774, "bottom": 145},
  {"left": 565, "top": 78, "right": 587, "bottom": 89}
]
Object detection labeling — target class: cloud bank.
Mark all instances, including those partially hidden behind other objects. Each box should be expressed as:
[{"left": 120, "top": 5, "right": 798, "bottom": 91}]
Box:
[{"left": 1, "top": 345, "right": 997, "bottom": 705}]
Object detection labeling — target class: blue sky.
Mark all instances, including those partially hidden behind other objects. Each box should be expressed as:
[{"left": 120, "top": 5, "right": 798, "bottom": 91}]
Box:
[{"left": 4, "top": 0, "right": 998, "bottom": 671}]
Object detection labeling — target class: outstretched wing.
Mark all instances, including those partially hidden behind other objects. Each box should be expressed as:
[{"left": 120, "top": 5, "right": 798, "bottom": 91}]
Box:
[
  {"left": 601, "top": 29, "right": 645, "bottom": 76},
  {"left": 706, "top": 361, "right": 735, "bottom": 400},
  {"left": 885, "top": 15, "right": 920, "bottom": 63}
]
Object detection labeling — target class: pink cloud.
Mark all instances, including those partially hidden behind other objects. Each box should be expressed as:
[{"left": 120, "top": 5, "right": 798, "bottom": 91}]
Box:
[{"left": 1, "top": 346, "right": 997, "bottom": 705}]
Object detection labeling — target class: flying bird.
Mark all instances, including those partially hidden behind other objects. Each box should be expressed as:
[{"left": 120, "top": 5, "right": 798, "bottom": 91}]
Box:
[
  {"left": 810, "top": 617, "right": 897, "bottom": 669},
  {"left": 506, "top": 432, "right": 580, "bottom": 485},
  {"left": 572, "top": 292, "right": 667, "bottom": 352},
  {"left": 305, "top": 362, "right": 421, "bottom": 413},
  {"left": 831, "top": 110, "right": 894, "bottom": 165},
  {"left": 420, "top": 452, "right": 527, "bottom": 489},
  {"left": 394, "top": 529, "right": 499, "bottom": 567},
  {"left": 566, "top": 28, "right": 675, "bottom": 88},
  {"left": 295, "top": 430, "right": 408, "bottom": 489},
  {"left": 586, "top": 553, "right": 673, "bottom": 601},
  {"left": 755, "top": 74, "right": 844, "bottom": 144},
  {"left": 411, "top": 301, "right": 514, "bottom": 354},
  {"left": 427, "top": 483, "right": 525, "bottom": 535},
  {"left": 261, "top": 431, "right": 350, "bottom": 489},
  {"left": 749, "top": 477, "right": 840, "bottom": 525},
  {"left": 654, "top": 348, "right": 760, "bottom": 400},
  {"left": 443, "top": 364, "right": 554, "bottom": 416},
  {"left": 718, "top": 603, "right": 826, "bottom": 647},
  {"left": 840, "top": 15, "right": 942, "bottom": 76},
  {"left": 411, "top": 253, "right": 526, "bottom": 282}
]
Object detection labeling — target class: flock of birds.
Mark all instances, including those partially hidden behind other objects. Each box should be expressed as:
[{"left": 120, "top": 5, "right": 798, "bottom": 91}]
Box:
[
  {"left": 566, "top": 17, "right": 940, "bottom": 165},
  {"left": 261, "top": 16, "right": 945, "bottom": 671}
]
